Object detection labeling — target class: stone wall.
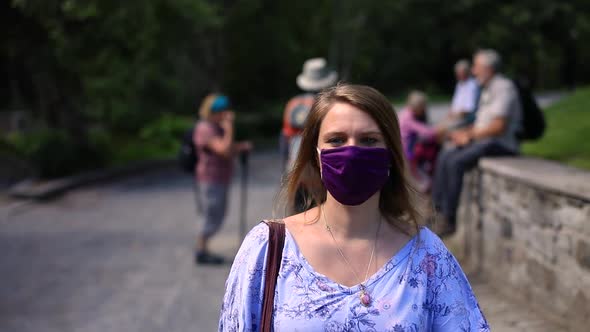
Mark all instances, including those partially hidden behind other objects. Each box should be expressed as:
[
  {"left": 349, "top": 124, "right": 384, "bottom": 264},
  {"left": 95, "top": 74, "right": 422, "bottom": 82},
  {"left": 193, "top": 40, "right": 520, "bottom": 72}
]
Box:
[{"left": 456, "top": 157, "right": 590, "bottom": 331}]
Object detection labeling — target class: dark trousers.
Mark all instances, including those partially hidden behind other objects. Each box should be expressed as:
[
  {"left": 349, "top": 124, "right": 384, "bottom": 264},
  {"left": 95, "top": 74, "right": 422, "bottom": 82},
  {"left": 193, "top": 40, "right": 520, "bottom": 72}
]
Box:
[{"left": 432, "top": 139, "right": 515, "bottom": 226}]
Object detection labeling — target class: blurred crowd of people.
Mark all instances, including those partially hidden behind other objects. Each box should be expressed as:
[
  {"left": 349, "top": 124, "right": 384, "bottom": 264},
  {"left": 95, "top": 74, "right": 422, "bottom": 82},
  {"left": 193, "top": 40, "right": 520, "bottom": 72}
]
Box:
[
  {"left": 189, "top": 48, "right": 524, "bottom": 265},
  {"left": 205, "top": 46, "right": 537, "bottom": 331},
  {"left": 278, "top": 49, "right": 524, "bottom": 236},
  {"left": 402, "top": 49, "right": 523, "bottom": 235}
]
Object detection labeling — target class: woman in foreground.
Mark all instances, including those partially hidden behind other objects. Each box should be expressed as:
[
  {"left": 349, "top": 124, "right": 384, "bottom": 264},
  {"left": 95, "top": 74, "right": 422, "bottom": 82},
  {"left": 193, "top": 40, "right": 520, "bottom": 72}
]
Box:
[{"left": 219, "top": 84, "right": 489, "bottom": 331}]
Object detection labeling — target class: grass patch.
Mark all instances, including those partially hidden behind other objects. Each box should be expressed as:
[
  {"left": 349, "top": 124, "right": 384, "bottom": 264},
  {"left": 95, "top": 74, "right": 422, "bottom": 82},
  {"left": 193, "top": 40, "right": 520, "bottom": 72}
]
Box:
[{"left": 522, "top": 86, "right": 590, "bottom": 170}]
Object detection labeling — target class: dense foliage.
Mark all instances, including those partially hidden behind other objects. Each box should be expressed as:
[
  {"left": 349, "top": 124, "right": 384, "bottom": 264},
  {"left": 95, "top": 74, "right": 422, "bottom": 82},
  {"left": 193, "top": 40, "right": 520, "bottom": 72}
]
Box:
[{"left": 1, "top": 0, "right": 589, "bottom": 177}]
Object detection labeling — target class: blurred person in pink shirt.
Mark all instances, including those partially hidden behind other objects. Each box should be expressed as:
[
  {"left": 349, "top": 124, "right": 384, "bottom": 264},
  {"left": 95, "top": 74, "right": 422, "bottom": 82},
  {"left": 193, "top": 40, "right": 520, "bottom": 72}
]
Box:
[
  {"left": 398, "top": 91, "right": 446, "bottom": 192},
  {"left": 193, "top": 94, "right": 252, "bottom": 264}
]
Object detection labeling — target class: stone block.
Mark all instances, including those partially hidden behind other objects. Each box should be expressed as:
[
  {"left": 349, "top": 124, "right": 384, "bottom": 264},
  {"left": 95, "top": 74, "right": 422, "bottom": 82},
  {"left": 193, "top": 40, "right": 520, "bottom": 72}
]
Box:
[
  {"left": 500, "top": 217, "right": 513, "bottom": 239},
  {"left": 514, "top": 182, "right": 530, "bottom": 207},
  {"left": 557, "top": 199, "right": 589, "bottom": 234},
  {"left": 576, "top": 240, "right": 590, "bottom": 271},
  {"left": 504, "top": 177, "right": 517, "bottom": 193},
  {"left": 497, "top": 195, "right": 517, "bottom": 215},
  {"left": 510, "top": 244, "right": 527, "bottom": 265},
  {"left": 529, "top": 191, "right": 558, "bottom": 229},
  {"left": 555, "top": 232, "right": 574, "bottom": 256},
  {"left": 526, "top": 259, "right": 556, "bottom": 292},
  {"left": 526, "top": 227, "right": 558, "bottom": 263},
  {"left": 554, "top": 235, "right": 577, "bottom": 272},
  {"left": 581, "top": 204, "right": 590, "bottom": 236},
  {"left": 570, "top": 290, "right": 590, "bottom": 330}
]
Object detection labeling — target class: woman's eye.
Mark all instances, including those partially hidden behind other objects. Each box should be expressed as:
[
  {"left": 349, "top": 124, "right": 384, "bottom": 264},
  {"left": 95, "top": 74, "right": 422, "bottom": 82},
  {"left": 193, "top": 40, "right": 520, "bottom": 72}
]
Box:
[
  {"left": 326, "top": 137, "right": 345, "bottom": 145},
  {"left": 361, "top": 137, "right": 379, "bottom": 145}
]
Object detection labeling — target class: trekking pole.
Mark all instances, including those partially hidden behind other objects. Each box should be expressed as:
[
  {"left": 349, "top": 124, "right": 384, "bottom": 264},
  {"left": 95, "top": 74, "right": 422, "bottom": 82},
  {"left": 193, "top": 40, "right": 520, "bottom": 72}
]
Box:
[{"left": 239, "top": 151, "right": 249, "bottom": 242}]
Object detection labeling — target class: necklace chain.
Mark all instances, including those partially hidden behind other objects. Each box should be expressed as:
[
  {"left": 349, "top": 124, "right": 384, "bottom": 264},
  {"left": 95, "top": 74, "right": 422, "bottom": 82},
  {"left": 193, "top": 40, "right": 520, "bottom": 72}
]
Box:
[{"left": 321, "top": 206, "right": 382, "bottom": 288}]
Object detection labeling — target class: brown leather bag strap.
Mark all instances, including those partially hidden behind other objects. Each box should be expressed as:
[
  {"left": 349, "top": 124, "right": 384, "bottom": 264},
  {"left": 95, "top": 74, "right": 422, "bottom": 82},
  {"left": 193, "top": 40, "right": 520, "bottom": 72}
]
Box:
[{"left": 260, "top": 220, "right": 285, "bottom": 332}]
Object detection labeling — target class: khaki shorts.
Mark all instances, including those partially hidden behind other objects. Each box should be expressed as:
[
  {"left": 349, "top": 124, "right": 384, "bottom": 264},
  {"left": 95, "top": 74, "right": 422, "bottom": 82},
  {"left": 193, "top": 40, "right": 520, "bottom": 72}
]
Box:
[{"left": 196, "top": 182, "right": 229, "bottom": 237}]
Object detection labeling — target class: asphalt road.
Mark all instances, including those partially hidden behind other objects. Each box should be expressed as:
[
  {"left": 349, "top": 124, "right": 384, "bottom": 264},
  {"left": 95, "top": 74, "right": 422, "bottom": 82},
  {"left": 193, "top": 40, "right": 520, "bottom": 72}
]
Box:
[{"left": 0, "top": 153, "right": 282, "bottom": 332}]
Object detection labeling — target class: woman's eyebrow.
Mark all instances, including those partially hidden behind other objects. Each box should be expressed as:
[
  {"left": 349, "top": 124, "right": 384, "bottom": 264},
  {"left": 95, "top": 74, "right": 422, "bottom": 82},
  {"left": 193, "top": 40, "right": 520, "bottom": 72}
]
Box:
[
  {"left": 322, "top": 130, "right": 383, "bottom": 136},
  {"left": 361, "top": 131, "right": 383, "bottom": 136},
  {"left": 321, "top": 130, "right": 347, "bottom": 137}
]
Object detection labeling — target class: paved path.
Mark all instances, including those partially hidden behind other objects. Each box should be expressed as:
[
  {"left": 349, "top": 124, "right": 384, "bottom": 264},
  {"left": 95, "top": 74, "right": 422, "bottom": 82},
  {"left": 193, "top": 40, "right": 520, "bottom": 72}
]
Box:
[
  {"left": 0, "top": 152, "right": 283, "bottom": 332},
  {"left": 473, "top": 277, "right": 565, "bottom": 331}
]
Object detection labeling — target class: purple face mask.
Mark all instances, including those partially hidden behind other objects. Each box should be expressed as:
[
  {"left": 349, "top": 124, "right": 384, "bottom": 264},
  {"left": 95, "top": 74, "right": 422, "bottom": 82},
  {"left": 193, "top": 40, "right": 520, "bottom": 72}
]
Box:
[{"left": 318, "top": 145, "right": 392, "bottom": 206}]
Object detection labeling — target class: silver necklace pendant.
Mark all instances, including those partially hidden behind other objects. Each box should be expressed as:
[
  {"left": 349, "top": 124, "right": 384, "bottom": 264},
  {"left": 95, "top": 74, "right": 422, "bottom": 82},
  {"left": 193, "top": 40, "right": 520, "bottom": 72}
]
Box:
[
  {"left": 321, "top": 207, "right": 380, "bottom": 308},
  {"left": 359, "top": 285, "right": 371, "bottom": 307}
]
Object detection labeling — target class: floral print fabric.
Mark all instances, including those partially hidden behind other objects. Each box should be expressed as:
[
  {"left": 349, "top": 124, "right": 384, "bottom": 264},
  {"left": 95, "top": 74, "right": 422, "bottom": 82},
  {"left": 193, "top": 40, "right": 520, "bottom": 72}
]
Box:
[{"left": 219, "top": 223, "right": 489, "bottom": 331}]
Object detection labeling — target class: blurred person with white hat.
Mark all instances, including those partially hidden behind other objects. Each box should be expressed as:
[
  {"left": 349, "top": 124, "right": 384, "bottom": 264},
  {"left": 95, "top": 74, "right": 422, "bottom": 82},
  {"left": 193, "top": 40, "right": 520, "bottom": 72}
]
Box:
[{"left": 280, "top": 58, "right": 338, "bottom": 212}]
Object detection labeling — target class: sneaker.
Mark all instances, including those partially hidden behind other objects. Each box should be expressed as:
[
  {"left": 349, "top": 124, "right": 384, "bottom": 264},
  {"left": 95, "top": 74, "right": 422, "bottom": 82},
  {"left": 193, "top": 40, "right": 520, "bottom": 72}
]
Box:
[{"left": 195, "top": 251, "right": 225, "bottom": 265}]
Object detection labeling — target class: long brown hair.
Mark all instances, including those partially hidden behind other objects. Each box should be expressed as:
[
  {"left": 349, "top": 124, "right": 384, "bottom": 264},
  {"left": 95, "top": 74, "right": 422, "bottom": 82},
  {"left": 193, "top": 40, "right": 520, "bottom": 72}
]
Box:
[{"left": 282, "top": 83, "right": 424, "bottom": 234}]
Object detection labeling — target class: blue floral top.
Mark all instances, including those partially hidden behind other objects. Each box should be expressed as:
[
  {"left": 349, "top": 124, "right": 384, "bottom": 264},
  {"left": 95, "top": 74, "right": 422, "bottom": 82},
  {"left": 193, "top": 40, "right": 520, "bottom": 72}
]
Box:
[{"left": 219, "top": 223, "right": 489, "bottom": 331}]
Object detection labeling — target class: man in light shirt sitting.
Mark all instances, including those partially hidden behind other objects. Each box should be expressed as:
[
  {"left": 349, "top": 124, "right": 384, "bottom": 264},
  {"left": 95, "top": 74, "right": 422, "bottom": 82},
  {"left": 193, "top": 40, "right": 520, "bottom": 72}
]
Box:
[
  {"left": 433, "top": 49, "right": 522, "bottom": 236},
  {"left": 447, "top": 59, "right": 479, "bottom": 128}
]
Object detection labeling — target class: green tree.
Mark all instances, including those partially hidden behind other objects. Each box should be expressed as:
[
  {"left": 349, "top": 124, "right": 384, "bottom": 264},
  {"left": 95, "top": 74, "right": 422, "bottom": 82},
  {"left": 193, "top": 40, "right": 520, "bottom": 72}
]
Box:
[{"left": 3, "top": 0, "right": 224, "bottom": 131}]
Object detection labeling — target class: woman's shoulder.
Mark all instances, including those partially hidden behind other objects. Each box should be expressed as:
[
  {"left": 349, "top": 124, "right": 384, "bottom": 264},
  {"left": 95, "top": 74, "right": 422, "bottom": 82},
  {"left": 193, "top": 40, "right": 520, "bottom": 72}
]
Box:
[
  {"left": 237, "top": 220, "right": 290, "bottom": 252},
  {"left": 417, "top": 226, "right": 443, "bottom": 243},
  {"left": 413, "top": 226, "right": 455, "bottom": 259},
  {"left": 242, "top": 222, "right": 272, "bottom": 247},
  {"left": 283, "top": 208, "right": 320, "bottom": 237},
  {"left": 228, "top": 222, "right": 272, "bottom": 274}
]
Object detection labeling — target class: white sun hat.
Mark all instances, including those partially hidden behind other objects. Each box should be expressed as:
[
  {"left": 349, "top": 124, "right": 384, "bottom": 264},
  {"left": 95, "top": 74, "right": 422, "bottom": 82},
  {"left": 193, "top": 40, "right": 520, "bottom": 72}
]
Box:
[{"left": 296, "top": 58, "right": 338, "bottom": 92}]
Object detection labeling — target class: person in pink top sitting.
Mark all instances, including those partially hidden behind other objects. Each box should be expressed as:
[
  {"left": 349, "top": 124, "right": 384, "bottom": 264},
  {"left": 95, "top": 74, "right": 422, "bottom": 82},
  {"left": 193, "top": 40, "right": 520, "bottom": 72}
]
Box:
[
  {"left": 193, "top": 94, "right": 252, "bottom": 264},
  {"left": 398, "top": 91, "right": 446, "bottom": 192}
]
